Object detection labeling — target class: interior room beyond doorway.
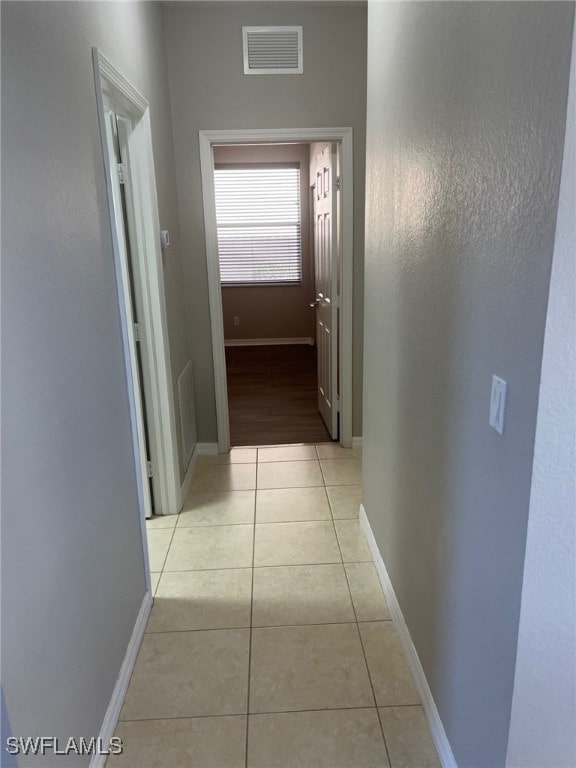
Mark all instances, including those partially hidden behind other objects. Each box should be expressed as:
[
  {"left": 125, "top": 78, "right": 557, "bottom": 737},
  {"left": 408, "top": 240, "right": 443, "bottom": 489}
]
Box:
[{"left": 214, "top": 142, "right": 330, "bottom": 447}]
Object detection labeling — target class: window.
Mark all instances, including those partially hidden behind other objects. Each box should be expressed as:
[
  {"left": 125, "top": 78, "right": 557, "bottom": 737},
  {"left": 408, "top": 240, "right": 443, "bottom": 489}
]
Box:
[{"left": 214, "top": 164, "right": 302, "bottom": 285}]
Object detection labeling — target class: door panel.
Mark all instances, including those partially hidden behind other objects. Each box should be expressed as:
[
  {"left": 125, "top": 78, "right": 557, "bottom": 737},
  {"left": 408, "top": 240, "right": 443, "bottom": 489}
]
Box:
[
  {"left": 104, "top": 108, "right": 155, "bottom": 517},
  {"left": 312, "top": 143, "right": 338, "bottom": 438},
  {"left": 115, "top": 114, "right": 159, "bottom": 514}
]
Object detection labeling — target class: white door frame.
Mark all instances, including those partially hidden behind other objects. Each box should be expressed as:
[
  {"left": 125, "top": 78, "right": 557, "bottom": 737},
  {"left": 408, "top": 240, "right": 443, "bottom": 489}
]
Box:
[
  {"left": 93, "top": 49, "right": 181, "bottom": 519},
  {"left": 199, "top": 127, "right": 354, "bottom": 451}
]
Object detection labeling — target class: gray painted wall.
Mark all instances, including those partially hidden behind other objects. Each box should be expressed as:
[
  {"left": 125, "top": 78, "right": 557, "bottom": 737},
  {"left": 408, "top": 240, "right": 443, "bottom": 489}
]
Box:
[
  {"left": 362, "top": 3, "right": 573, "bottom": 766},
  {"left": 1, "top": 1, "right": 188, "bottom": 762},
  {"left": 163, "top": 1, "right": 367, "bottom": 439},
  {"left": 213, "top": 143, "right": 316, "bottom": 342},
  {"left": 506, "top": 19, "right": 576, "bottom": 768},
  {"left": 1, "top": 689, "right": 17, "bottom": 768}
]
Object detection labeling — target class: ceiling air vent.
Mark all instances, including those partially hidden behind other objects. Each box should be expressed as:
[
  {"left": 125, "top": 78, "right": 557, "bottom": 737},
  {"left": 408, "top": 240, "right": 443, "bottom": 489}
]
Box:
[{"left": 243, "top": 26, "right": 303, "bottom": 75}]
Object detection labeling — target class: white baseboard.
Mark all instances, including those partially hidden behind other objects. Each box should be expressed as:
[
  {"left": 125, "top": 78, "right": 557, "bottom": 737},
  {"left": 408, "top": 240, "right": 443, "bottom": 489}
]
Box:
[
  {"left": 196, "top": 442, "right": 219, "bottom": 455},
  {"left": 90, "top": 591, "right": 152, "bottom": 768},
  {"left": 180, "top": 451, "right": 197, "bottom": 502},
  {"left": 352, "top": 436, "right": 363, "bottom": 448},
  {"left": 359, "top": 504, "right": 458, "bottom": 768},
  {"left": 180, "top": 442, "right": 220, "bottom": 501},
  {"left": 224, "top": 337, "right": 314, "bottom": 347}
]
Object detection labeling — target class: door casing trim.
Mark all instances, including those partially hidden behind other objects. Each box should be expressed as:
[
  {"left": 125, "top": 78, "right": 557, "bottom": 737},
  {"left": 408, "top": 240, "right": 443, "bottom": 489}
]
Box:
[{"left": 199, "top": 127, "right": 354, "bottom": 451}]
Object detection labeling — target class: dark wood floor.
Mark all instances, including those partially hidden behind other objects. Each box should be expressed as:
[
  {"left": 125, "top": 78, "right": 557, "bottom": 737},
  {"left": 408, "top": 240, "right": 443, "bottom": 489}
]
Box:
[{"left": 226, "top": 344, "right": 332, "bottom": 446}]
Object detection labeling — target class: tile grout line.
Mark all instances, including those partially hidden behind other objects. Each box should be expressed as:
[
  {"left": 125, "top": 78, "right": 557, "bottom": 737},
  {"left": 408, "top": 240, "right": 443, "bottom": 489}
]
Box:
[
  {"left": 117, "top": 703, "right": 417, "bottom": 725},
  {"left": 159, "top": 559, "right": 373, "bottom": 574},
  {"left": 319, "top": 456, "right": 328, "bottom": 487},
  {"left": 144, "top": 618, "right": 394, "bottom": 635},
  {"left": 187, "top": 481, "right": 359, "bottom": 496},
  {"left": 152, "top": 514, "right": 179, "bottom": 584},
  {"left": 334, "top": 529, "right": 392, "bottom": 760},
  {"left": 153, "top": 560, "right": 370, "bottom": 576},
  {"left": 114, "top": 522, "right": 174, "bottom": 730},
  {"left": 172, "top": 514, "right": 363, "bottom": 530},
  {"left": 326, "top": 470, "right": 345, "bottom": 571},
  {"left": 178, "top": 520, "right": 358, "bottom": 531},
  {"left": 331, "top": 512, "right": 356, "bottom": 617},
  {"left": 327, "top": 467, "right": 394, "bottom": 767},
  {"left": 178, "top": 521, "right": 257, "bottom": 529},
  {"left": 347, "top": 549, "right": 394, "bottom": 766},
  {"left": 245, "top": 458, "right": 258, "bottom": 768},
  {"left": 117, "top": 713, "right": 249, "bottom": 724},
  {"left": 357, "top": 623, "right": 394, "bottom": 767},
  {"left": 319, "top": 461, "right": 397, "bottom": 762},
  {"left": 343, "top": 464, "right": 394, "bottom": 765},
  {"left": 124, "top": 518, "right": 181, "bottom": 731}
]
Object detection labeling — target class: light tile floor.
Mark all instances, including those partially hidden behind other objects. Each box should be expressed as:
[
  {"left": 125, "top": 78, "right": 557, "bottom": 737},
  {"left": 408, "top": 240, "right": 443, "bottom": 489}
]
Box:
[{"left": 109, "top": 444, "right": 440, "bottom": 768}]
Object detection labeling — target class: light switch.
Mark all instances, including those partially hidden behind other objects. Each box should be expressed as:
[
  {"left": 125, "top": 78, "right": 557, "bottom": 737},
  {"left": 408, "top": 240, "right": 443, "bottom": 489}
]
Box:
[{"left": 489, "top": 375, "right": 507, "bottom": 435}]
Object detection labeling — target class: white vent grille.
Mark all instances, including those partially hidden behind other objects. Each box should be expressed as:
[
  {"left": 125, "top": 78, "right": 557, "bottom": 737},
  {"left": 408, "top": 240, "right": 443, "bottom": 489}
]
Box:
[
  {"left": 243, "top": 26, "right": 303, "bottom": 75},
  {"left": 177, "top": 361, "right": 196, "bottom": 468}
]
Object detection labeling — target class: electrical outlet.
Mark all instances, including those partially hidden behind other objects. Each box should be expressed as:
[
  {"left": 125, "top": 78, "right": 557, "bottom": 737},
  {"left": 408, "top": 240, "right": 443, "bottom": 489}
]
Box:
[{"left": 233, "top": 316, "right": 240, "bottom": 326}]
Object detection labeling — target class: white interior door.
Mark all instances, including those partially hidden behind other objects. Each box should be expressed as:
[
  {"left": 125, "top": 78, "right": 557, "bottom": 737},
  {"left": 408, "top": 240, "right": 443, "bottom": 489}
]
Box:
[
  {"left": 104, "top": 107, "right": 154, "bottom": 518},
  {"left": 114, "top": 113, "right": 161, "bottom": 514},
  {"left": 312, "top": 143, "right": 339, "bottom": 439}
]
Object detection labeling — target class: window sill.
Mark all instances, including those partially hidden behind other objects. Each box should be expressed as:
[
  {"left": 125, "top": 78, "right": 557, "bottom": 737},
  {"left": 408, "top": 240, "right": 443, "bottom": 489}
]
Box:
[{"left": 221, "top": 281, "right": 303, "bottom": 288}]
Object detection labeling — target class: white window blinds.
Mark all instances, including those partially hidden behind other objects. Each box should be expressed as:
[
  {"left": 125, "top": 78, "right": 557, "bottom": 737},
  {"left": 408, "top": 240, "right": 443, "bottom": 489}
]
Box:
[{"left": 214, "top": 165, "right": 302, "bottom": 285}]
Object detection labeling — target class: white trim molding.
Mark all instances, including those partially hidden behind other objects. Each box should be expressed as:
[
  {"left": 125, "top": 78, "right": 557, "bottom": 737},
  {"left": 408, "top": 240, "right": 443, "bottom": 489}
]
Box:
[
  {"left": 95, "top": 55, "right": 148, "bottom": 114},
  {"left": 195, "top": 442, "right": 220, "bottom": 455},
  {"left": 359, "top": 504, "right": 458, "bottom": 768},
  {"left": 90, "top": 592, "right": 152, "bottom": 768},
  {"left": 180, "top": 450, "right": 198, "bottom": 503},
  {"left": 199, "top": 127, "right": 354, "bottom": 452},
  {"left": 180, "top": 442, "right": 219, "bottom": 500},
  {"left": 224, "top": 337, "right": 314, "bottom": 347}
]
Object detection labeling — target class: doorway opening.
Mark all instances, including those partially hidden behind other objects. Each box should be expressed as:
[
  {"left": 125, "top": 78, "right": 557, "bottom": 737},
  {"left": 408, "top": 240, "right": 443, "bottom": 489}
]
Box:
[
  {"left": 214, "top": 142, "right": 329, "bottom": 445},
  {"left": 199, "top": 128, "right": 354, "bottom": 451}
]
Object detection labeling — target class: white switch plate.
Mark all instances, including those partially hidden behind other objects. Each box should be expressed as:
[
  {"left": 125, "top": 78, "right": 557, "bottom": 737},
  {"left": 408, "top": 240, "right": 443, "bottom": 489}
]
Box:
[{"left": 490, "top": 375, "right": 507, "bottom": 435}]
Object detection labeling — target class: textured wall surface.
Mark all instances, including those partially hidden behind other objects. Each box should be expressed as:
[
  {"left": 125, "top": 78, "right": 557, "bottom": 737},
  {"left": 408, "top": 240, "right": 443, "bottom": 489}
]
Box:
[
  {"left": 362, "top": 2, "right": 573, "bottom": 766},
  {"left": 1, "top": 2, "right": 187, "bottom": 762},
  {"left": 506, "top": 19, "right": 576, "bottom": 768},
  {"left": 214, "top": 143, "right": 316, "bottom": 342},
  {"left": 164, "top": 1, "right": 367, "bottom": 439}
]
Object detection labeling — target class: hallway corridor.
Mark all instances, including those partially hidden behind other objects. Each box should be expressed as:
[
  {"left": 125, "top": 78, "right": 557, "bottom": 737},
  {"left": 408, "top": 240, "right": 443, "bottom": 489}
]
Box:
[{"left": 111, "top": 445, "right": 440, "bottom": 767}]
